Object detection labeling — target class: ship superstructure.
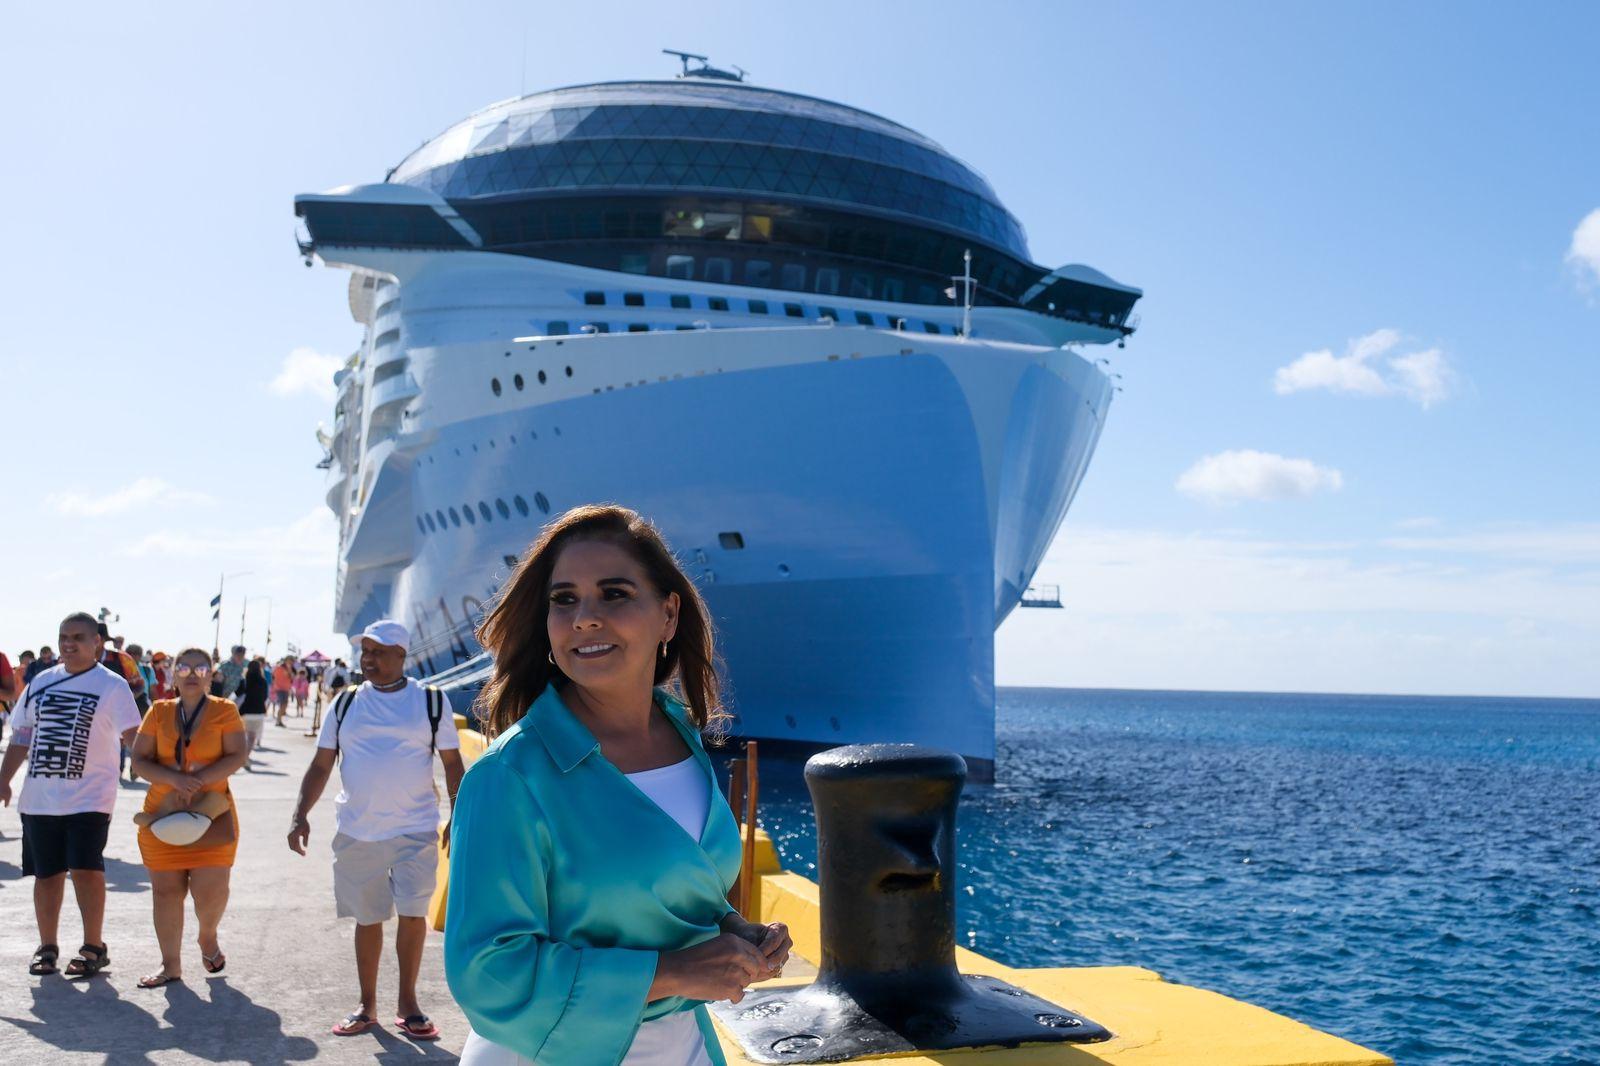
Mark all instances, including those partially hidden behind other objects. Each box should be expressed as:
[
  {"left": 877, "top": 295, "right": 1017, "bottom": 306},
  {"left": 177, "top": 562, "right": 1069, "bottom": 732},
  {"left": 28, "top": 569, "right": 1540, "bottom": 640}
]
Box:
[{"left": 294, "top": 68, "right": 1140, "bottom": 776}]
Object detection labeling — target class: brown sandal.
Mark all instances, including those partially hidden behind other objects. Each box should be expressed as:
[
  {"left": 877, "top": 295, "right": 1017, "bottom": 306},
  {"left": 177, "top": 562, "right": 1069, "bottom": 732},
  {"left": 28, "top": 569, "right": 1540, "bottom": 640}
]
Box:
[
  {"left": 28, "top": 944, "right": 58, "bottom": 976},
  {"left": 64, "top": 943, "right": 109, "bottom": 978}
]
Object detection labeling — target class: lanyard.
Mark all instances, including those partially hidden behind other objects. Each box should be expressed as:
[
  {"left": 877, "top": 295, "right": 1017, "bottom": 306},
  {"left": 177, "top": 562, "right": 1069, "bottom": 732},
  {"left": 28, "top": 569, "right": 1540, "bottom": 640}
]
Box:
[{"left": 175, "top": 696, "right": 206, "bottom": 773}]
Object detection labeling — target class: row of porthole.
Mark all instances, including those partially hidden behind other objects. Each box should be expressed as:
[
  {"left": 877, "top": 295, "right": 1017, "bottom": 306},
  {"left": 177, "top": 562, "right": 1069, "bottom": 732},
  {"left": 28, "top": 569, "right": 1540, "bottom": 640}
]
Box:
[
  {"left": 416, "top": 491, "right": 551, "bottom": 535},
  {"left": 492, "top": 367, "right": 572, "bottom": 395}
]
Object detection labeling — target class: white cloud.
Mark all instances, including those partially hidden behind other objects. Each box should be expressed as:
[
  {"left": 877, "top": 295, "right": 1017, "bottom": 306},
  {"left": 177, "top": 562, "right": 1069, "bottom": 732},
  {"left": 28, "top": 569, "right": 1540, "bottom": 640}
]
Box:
[
  {"left": 1395, "top": 516, "right": 1439, "bottom": 530},
  {"left": 995, "top": 523, "right": 1600, "bottom": 697},
  {"left": 1176, "top": 449, "right": 1343, "bottom": 505},
  {"left": 118, "top": 508, "right": 338, "bottom": 567},
  {"left": 1567, "top": 208, "right": 1600, "bottom": 291},
  {"left": 1274, "top": 328, "right": 1454, "bottom": 408},
  {"left": 1383, "top": 524, "right": 1600, "bottom": 564},
  {"left": 269, "top": 347, "right": 344, "bottom": 402},
  {"left": 48, "top": 477, "right": 213, "bottom": 517}
]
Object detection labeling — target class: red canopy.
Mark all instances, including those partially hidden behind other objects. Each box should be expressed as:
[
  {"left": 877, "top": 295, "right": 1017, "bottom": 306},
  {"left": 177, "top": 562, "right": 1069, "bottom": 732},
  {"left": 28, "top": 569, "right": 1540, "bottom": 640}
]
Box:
[{"left": 301, "top": 650, "right": 331, "bottom": 663}]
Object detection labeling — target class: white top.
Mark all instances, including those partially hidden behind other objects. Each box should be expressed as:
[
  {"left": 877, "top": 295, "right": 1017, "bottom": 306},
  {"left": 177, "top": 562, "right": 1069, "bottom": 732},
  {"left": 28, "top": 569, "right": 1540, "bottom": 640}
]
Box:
[
  {"left": 11, "top": 663, "right": 142, "bottom": 815},
  {"left": 621, "top": 755, "right": 714, "bottom": 1066},
  {"left": 626, "top": 755, "right": 711, "bottom": 843},
  {"left": 316, "top": 679, "right": 458, "bottom": 842},
  {"left": 458, "top": 753, "right": 716, "bottom": 1066}
]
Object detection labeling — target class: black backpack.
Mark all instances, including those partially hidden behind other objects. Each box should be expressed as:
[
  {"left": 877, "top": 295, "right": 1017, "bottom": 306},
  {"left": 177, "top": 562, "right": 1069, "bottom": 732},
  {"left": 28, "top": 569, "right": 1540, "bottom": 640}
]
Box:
[{"left": 329, "top": 683, "right": 447, "bottom": 757}]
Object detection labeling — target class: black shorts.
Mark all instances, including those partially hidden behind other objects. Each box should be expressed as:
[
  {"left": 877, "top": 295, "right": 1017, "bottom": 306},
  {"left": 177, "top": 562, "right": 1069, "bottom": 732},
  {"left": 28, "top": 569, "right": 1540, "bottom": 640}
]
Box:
[{"left": 21, "top": 812, "right": 112, "bottom": 878}]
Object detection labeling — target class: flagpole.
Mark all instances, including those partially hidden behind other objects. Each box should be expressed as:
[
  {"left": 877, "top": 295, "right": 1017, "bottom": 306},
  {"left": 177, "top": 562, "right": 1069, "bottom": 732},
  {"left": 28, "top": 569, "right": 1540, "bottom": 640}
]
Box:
[{"left": 213, "top": 573, "right": 223, "bottom": 657}]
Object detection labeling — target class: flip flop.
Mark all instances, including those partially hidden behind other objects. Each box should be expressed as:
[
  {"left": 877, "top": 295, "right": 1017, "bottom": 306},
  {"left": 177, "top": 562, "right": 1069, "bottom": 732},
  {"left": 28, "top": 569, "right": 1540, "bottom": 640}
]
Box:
[
  {"left": 137, "top": 972, "right": 183, "bottom": 989},
  {"left": 202, "top": 950, "right": 226, "bottom": 974},
  {"left": 396, "top": 1014, "right": 441, "bottom": 1041},
  {"left": 332, "top": 1012, "right": 378, "bottom": 1036}
]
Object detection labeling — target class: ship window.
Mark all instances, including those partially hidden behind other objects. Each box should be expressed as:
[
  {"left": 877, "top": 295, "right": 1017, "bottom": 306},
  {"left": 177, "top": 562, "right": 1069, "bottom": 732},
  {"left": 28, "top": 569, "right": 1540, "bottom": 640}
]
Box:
[
  {"left": 478, "top": 502, "right": 493, "bottom": 523},
  {"left": 628, "top": 323, "right": 648, "bottom": 332},
  {"left": 916, "top": 284, "right": 937, "bottom": 304},
  {"left": 374, "top": 328, "right": 400, "bottom": 348},
  {"left": 462, "top": 503, "right": 476, "bottom": 525},
  {"left": 718, "top": 532, "right": 745, "bottom": 550},
  {"left": 924, "top": 321, "right": 942, "bottom": 334},
  {"left": 513, "top": 495, "right": 529, "bottom": 516},
  {"left": 589, "top": 323, "right": 610, "bottom": 333},
  {"left": 376, "top": 297, "right": 400, "bottom": 318},
  {"left": 818, "top": 307, "right": 839, "bottom": 323},
  {"left": 855, "top": 311, "right": 876, "bottom": 326},
  {"left": 704, "top": 257, "right": 732, "bottom": 284},
  {"left": 416, "top": 517, "right": 425, "bottom": 535},
  {"left": 881, "top": 278, "right": 904, "bottom": 302},
  {"left": 425, "top": 513, "right": 437, "bottom": 532},
  {"left": 813, "top": 268, "right": 840, "bottom": 295},
  {"left": 565, "top": 366, "right": 572, "bottom": 376},
  {"left": 448, "top": 507, "right": 460, "bottom": 527},
  {"left": 849, "top": 273, "right": 876, "bottom": 299},
  {"left": 784, "top": 302, "right": 804, "bottom": 318},
  {"left": 670, "top": 294, "right": 691, "bottom": 309},
  {"left": 676, "top": 325, "right": 694, "bottom": 330},
  {"left": 744, "top": 260, "right": 772, "bottom": 286},
  {"left": 708, "top": 297, "right": 729, "bottom": 312},
  {"left": 547, "top": 320, "right": 568, "bottom": 335},
  {"left": 373, "top": 360, "right": 407, "bottom": 384},
  {"left": 503, "top": 554, "right": 518, "bottom": 568},
  {"left": 780, "top": 264, "right": 806, "bottom": 290},
  {"left": 537, "top": 369, "right": 547, "bottom": 384},
  {"left": 747, "top": 299, "right": 768, "bottom": 315},
  {"left": 623, "top": 292, "right": 644, "bottom": 307},
  {"left": 435, "top": 509, "right": 447, "bottom": 528},
  {"left": 491, "top": 378, "right": 502, "bottom": 395},
  {"left": 744, "top": 214, "right": 772, "bottom": 240},
  {"left": 534, "top": 491, "right": 551, "bottom": 514},
  {"left": 583, "top": 291, "right": 606, "bottom": 305},
  {"left": 665, "top": 255, "right": 694, "bottom": 280},
  {"left": 513, "top": 374, "right": 524, "bottom": 390},
  {"left": 620, "top": 254, "right": 648, "bottom": 275},
  {"left": 496, "top": 498, "right": 510, "bottom": 519}
]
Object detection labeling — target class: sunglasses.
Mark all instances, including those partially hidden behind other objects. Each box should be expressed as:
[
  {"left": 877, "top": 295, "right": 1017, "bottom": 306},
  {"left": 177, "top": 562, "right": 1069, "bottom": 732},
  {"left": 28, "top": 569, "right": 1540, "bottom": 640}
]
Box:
[{"left": 174, "top": 663, "right": 213, "bottom": 678}]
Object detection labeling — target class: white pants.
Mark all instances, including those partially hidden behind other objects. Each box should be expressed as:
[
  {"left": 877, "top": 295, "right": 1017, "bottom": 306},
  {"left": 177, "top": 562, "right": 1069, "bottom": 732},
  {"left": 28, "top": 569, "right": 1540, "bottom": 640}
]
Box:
[{"left": 459, "top": 1010, "right": 713, "bottom": 1066}]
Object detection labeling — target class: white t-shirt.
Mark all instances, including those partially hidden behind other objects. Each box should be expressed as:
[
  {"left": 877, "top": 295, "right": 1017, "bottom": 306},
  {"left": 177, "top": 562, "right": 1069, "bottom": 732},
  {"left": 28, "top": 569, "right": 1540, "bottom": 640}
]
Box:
[
  {"left": 622, "top": 755, "right": 715, "bottom": 1066},
  {"left": 316, "top": 678, "right": 458, "bottom": 842},
  {"left": 11, "top": 663, "right": 143, "bottom": 816}
]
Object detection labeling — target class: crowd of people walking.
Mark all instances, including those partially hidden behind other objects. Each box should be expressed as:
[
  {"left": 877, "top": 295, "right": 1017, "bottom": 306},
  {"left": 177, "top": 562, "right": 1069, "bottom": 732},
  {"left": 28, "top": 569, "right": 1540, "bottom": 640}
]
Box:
[{"left": 0, "top": 504, "right": 790, "bottom": 1061}]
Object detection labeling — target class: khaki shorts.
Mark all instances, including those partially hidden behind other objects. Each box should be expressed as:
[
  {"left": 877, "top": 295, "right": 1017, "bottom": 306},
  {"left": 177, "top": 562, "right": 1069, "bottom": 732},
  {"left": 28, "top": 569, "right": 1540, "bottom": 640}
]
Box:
[{"left": 331, "top": 831, "right": 438, "bottom": 925}]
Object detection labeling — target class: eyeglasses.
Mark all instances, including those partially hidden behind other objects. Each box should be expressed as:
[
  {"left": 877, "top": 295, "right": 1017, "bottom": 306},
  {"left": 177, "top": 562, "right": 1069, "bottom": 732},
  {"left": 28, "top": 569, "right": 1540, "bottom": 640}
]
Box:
[{"left": 173, "top": 663, "right": 213, "bottom": 678}]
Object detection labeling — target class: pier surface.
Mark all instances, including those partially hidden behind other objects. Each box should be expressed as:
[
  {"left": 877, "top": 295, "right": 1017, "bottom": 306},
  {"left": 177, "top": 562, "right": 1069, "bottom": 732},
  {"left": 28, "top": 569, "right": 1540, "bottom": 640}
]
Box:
[{"left": 0, "top": 714, "right": 469, "bottom": 1063}]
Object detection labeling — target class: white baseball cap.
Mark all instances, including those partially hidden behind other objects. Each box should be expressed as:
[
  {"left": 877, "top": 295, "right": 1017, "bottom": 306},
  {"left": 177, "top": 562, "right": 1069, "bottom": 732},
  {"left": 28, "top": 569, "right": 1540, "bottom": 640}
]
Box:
[{"left": 360, "top": 619, "right": 410, "bottom": 650}]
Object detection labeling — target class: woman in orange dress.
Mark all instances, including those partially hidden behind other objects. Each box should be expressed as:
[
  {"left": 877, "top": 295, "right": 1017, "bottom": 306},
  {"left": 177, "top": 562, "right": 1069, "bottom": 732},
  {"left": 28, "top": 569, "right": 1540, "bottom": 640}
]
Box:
[{"left": 129, "top": 646, "right": 249, "bottom": 988}]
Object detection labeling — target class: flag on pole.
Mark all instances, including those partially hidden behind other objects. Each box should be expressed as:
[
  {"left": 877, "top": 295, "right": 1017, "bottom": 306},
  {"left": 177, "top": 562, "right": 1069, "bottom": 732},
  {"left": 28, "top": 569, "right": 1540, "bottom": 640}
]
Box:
[
  {"left": 210, "top": 593, "right": 222, "bottom": 607},
  {"left": 212, "top": 608, "right": 220, "bottom": 620}
]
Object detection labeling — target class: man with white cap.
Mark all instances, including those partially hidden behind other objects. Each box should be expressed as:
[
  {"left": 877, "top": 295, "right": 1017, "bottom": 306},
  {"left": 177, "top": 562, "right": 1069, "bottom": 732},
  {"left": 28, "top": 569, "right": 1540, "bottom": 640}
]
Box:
[{"left": 287, "top": 619, "right": 464, "bottom": 1042}]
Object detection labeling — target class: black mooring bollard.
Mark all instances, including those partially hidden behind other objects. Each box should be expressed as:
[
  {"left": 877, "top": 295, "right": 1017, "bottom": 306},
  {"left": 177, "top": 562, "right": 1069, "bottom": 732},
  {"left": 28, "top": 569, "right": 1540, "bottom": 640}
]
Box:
[{"left": 709, "top": 744, "right": 1110, "bottom": 1063}]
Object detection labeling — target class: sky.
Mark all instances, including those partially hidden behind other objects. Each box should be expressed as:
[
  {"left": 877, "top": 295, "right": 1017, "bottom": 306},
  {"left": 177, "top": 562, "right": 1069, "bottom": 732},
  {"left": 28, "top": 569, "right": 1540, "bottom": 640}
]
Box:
[{"left": 2, "top": 1, "right": 1596, "bottom": 697}]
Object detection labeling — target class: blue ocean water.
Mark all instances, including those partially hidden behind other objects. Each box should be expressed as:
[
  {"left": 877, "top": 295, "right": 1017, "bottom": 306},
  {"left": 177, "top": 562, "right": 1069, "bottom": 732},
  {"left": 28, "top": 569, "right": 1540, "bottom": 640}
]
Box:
[{"left": 748, "top": 688, "right": 1600, "bottom": 1065}]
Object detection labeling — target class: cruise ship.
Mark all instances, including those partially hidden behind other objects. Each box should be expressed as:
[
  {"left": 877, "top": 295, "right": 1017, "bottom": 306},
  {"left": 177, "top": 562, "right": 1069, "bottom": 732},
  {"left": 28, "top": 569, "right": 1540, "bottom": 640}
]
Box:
[{"left": 293, "top": 58, "right": 1140, "bottom": 777}]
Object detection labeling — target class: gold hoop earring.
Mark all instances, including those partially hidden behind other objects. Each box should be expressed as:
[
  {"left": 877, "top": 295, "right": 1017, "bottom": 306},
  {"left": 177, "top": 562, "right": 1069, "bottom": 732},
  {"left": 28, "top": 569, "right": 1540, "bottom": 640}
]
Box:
[{"left": 660, "top": 640, "right": 668, "bottom": 659}]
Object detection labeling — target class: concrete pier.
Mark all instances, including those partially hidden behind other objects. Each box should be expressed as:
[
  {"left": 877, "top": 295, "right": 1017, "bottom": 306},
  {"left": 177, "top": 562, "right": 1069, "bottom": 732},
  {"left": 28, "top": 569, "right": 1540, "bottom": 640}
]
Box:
[{"left": 0, "top": 713, "right": 469, "bottom": 1063}]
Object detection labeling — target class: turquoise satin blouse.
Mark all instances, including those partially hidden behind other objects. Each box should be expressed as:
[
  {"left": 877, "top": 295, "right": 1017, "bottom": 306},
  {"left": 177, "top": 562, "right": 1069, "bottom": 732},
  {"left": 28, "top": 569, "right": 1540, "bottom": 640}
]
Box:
[{"left": 444, "top": 684, "right": 741, "bottom": 1065}]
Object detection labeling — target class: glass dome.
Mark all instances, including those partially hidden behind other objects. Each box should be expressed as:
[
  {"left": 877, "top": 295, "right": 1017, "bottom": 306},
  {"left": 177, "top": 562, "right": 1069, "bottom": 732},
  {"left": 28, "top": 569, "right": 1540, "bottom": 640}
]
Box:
[{"left": 388, "top": 81, "right": 1029, "bottom": 260}]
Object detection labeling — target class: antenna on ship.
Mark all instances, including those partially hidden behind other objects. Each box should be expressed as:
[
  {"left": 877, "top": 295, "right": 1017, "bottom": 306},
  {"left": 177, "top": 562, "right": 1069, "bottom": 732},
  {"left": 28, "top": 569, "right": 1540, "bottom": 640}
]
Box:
[
  {"left": 945, "top": 248, "right": 975, "bottom": 339},
  {"left": 663, "top": 48, "right": 747, "bottom": 82}
]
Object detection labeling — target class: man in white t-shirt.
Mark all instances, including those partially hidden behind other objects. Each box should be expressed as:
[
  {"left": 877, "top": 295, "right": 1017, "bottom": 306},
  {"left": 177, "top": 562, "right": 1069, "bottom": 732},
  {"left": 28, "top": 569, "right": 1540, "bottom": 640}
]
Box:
[
  {"left": 0, "top": 612, "right": 143, "bottom": 978},
  {"left": 288, "top": 619, "right": 464, "bottom": 1042}
]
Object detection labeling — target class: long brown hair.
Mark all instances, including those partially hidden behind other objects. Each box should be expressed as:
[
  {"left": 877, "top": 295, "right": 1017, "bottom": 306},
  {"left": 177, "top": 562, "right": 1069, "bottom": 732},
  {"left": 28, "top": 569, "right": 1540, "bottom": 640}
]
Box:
[{"left": 476, "top": 504, "right": 726, "bottom": 740}]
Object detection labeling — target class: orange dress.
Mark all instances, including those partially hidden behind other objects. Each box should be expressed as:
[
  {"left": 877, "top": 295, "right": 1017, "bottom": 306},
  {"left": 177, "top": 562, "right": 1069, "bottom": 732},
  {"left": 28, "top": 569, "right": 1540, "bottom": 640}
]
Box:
[{"left": 136, "top": 696, "right": 245, "bottom": 871}]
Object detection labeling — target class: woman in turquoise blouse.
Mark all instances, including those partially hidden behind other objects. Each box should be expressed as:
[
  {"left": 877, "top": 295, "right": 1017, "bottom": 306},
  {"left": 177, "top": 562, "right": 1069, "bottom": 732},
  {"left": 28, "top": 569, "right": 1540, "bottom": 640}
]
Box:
[{"left": 446, "top": 505, "right": 791, "bottom": 1065}]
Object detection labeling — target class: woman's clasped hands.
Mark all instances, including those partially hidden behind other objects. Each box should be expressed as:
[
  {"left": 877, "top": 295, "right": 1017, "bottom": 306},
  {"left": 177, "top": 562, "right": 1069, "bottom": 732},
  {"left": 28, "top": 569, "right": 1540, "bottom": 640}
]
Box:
[{"left": 651, "top": 920, "right": 792, "bottom": 1004}]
